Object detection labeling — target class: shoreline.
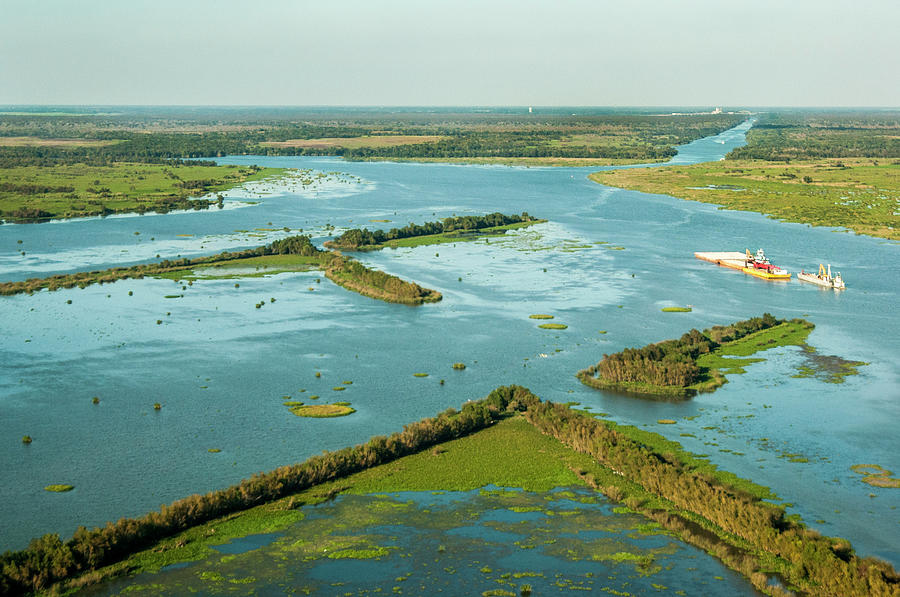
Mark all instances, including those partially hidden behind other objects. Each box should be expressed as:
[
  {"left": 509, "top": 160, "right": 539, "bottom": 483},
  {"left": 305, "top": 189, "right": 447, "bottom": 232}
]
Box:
[{"left": 6, "top": 386, "right": 897, "bottom": 597}]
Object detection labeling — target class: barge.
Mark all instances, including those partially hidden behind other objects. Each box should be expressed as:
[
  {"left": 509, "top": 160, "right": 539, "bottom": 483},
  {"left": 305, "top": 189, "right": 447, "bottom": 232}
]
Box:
[
  {"left": 798, "top": 264, "right": 845, "bottom": 290},
  {"left": 695, "top": 248, "right": 791, "bottom": 281}
]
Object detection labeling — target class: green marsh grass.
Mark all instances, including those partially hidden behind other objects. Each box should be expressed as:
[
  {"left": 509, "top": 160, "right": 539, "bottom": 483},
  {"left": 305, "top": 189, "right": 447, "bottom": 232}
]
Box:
[{"left": 44, "top": 484, "right": 74, "bottom": 493}]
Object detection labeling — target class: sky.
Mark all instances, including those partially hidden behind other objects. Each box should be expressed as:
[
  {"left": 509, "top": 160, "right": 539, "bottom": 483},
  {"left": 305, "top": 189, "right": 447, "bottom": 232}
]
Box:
[{"left": 1, "top": 0, "right": 898, "bottom": 107}]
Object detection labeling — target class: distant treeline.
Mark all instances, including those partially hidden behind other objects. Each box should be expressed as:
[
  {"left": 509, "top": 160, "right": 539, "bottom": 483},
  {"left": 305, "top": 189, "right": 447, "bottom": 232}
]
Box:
[
  {"left": 728, "top": 112, "right": 900, "bottom": 160},
  {"left": 3, "top": 385, "right": 897, "bottom": 596},
  {"left": 326, "top": 212, "right": 537, "bottom": 250},
  {"left": 577, "top": 314, "right": 783, "bottom": 396},
  {"left": 0, "top": 113, "right": 745, "bottom": 166}
]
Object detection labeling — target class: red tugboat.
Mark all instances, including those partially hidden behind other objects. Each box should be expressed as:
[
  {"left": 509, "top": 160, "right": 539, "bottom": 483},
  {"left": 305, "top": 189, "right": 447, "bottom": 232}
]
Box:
[{"left": 742, "top": 248, "right": 791, "bottom": 281}]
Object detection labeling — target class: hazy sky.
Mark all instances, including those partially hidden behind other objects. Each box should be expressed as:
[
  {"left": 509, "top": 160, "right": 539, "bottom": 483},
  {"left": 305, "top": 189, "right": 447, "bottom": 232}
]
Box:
[{"left": 1, "top": 0, "right": 898, "bottom": 106}]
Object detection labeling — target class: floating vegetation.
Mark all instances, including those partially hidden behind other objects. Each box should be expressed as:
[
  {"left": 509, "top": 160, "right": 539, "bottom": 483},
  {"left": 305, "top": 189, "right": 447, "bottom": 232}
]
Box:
[
  {"left": 413, "top": 372, "right": 429, "bottom": 377},
  {"left": 153, "top": 403, "right": 161, "bottom": 410},
  {"left": 598, "top": 330, "right": 607, "bottom": 334},
  {"left": 289, "top": 403, "right": 355, "bottom": 418},
  {"left": 538, "top": 323, "right": 568, "bottom": 330},
  {"left": 851, "top": 464, "right": 900, "bottom": 488},
  {"left": 315, "top": 372, "right": 321, "bottom": 378},
  {"left": 342, "top": 381, "right": 353, "bottom": 385},
  {"left": 21, "top": 435, "right": 32, "bottom": 444},
  {"left": 452, "top": 363, "right": 466, "bottom": 370},
  {"left": 44, "top": 484, "right": 74, "bottom": 493},
  {"left": 92, "top": 397, "right": 99, "bottom": 405},
  {"left": 792, "top": 347, "right": 867, "bottom": 384},
  {"left": 164, "top": 294, "right": 183, "bottom": 299},
  {"left": 657, "top": 419, "right": 677, "bottom": 424},
  {"left": 661, "top": 306, "right": 692, "bottom": 312},
  {"left": 207, "top": 449, "right": 221, "bottom": 454},
  {"left": 529, "top": 314, "right": 554, "bottom": 319},
  {"left": 332, "top": 386, "right": 346, "bottom": 391},
  {"left": 282, "top": 401, "right": 304, "bottom": 407}
]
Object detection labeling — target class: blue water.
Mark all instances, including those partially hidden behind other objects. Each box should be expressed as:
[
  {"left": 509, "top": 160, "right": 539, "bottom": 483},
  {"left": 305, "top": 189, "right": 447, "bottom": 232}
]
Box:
[
  {"left": 81, "top": 487, "right": 757, "bottom": 596},
  {"left": 1, "top": 119, "right": 898, "bottom": 575}
]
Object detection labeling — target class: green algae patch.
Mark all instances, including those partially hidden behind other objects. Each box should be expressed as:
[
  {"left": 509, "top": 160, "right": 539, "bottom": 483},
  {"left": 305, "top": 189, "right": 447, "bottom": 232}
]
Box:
[
  {"left": 290, "top": 403, "right": 355, "bottom": 418},
  {"left": 656, "top": 419, "right": 677, "bottom": 425},
  {"left": 538, "top": 323, "right": 568, "bottom": 330},
  {"left": 413, "top": 372, "right": 429, "bottom": 377},
  {"left": 332, "top": 386, "right": 346, "bottom": 391},
  {"left": 207, "top": 448, "right": 221, "bottom": 453},
  {"left": 44, "top": 484, "right": 74, "bottom": 493},
  {"left": 851, "top": 464, "right": 900, "bottom": 488},
  {"left": 529, "top": 314, "right": 554, "bottom": 320},
  {"left": 792, "top": 347, "right": 867, "bottom": 384},
  {"left": 452, "top": 362, "right": 466, "bottom": 370},
  {"left": 326, "top": 546, "right": 392, "bottom": 560},
  {"left": 344, "top": 417, "right": 594, "bottom": 494},
  {"left": 661, "top": 306, "right": 692, "bottom": 313}
]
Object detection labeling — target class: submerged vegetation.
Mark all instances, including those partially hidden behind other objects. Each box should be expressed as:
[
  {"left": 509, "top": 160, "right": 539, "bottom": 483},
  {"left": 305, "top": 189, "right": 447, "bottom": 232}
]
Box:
[
  {"left": 325, "top": 212, "right": 541, "bottom": 250},
  {"left": 3, "top": 385, "right": 897, "bottom": 597},
  {"left": 0, "top": 234, "right": 441, "bottom": 305},
  {"left": 577, "top": 314, "right": 814, "bottom": 398}
]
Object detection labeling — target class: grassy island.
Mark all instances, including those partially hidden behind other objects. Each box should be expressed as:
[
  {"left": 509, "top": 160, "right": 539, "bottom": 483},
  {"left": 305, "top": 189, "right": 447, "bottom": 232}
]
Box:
[
  {"left": 289, "top": 403, "right": 355, "bottom": 418},
  {"left": 43, "top": 485, "right": 74, "bottom": 493},
  {"left": 577, "top": 314, "right": 814, "bottom": 399},
  {"left": 0, "top": 235, "right": 441, "bottom": 306},
  {"left": 0, "top": 162, "right": 282, "bottom": 223},
  {"left": 324, "top": 212, "right": 544, "bottom": 251},
  {"left": 3, "top": 386, "right": 897, "bottom": 597}
]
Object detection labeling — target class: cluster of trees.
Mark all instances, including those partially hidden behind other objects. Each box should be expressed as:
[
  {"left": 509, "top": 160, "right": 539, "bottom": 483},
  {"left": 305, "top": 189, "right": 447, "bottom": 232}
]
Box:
[
  {"left": 578, "top": 314, "right": 781, "bottom": 392},
  {"left": 524, "top": 399, "right": 900, "bottom": 596},
  {"left": 327, "top": 212, "right": 536, "bottom": 250},
  {"left": 324, "top": 254, "right": 441, "bottom": 305},
  {"left": 0, "top": 386, "right": 534, "bottom": 596}
]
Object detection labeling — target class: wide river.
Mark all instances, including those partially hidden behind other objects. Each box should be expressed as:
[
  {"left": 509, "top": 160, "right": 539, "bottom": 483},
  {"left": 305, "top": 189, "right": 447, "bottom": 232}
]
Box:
[{"left": 1, "top": 121, "right": 897, "bottom": 583}]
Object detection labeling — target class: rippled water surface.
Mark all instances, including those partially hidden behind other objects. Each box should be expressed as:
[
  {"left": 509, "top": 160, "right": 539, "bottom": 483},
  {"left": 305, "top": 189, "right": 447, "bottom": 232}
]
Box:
[{"left": 1, "top": 120, "right": 897, "bottom": 580}]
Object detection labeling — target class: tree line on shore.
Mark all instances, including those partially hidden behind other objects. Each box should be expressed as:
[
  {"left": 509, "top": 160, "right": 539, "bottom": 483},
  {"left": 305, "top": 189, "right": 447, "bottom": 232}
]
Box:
[
  {"left": 578, "top": 314, "right": 782, "bottom": 391},
  {"left": 0, "top": 234, "right": 440, "bottom": 306},
  {"left": 0, "top": 386, "right": 532, "bottom": 595},
  {"left": 3, "top": 384, "right": 897, "bottom": 596},
  {"left": 523, "top": 397, "right": 900, "bottom": 596},
  {"left": 326, "top": 212, "right": 536, "bottom": 250}
]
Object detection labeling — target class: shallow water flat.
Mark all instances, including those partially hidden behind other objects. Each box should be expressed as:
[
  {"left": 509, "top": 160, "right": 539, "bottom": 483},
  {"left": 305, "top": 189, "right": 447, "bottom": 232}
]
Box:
[{"left": 1, "top": 120, "right": 898, "bottom": 572}]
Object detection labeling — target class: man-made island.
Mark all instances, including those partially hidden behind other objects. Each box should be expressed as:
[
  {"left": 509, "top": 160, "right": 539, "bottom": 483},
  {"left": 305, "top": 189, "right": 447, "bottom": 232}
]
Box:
[
  {"left": 0, "top": 234, "right": 441, "bottom": 306},
  {"left": 2, "top": 386, "right": 897, "bottom": 597},
  {"left": 577, "top": 314, "right": 815, "bottom": 398}
]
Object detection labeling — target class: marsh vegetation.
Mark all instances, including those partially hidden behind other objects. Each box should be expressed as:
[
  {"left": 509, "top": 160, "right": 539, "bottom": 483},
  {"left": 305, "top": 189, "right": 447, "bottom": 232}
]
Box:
[
  {"left": 577, "top": 315, "right": 814, "bottom": 398},
  {"left": 4, "top": 386, "right": 896, "bottom": 597}
]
